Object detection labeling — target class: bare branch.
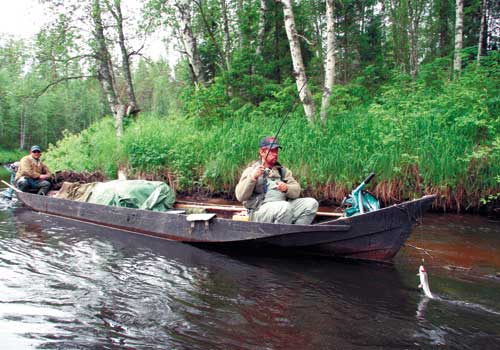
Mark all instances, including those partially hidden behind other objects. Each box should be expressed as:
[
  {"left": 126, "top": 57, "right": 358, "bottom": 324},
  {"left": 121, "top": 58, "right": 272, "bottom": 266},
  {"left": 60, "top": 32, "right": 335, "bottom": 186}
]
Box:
[
  {"left": 34, "top": 75, "right": 97, "bottom": 99},
  {"left": 296, "top": 34, "right": 316, "bottom": 47},
  {"left": 36, "top": 54, "right": 96, "bottom": 65},
  {"left": 128, "top": 43, "right": 145, "bottom": 57}
]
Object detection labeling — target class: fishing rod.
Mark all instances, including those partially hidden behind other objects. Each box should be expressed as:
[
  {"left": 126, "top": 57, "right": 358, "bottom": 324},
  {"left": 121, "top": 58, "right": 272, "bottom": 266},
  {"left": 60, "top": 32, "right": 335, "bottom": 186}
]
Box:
[{"left": 263, "top": 80, "right": 309, "bottom": 164}]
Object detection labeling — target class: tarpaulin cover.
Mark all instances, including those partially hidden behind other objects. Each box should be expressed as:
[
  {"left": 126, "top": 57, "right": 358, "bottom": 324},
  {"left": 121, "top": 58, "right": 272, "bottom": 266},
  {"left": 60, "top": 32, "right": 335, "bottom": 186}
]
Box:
[{"left": 55, "top": 180, "right": 175, "bottom": 211}]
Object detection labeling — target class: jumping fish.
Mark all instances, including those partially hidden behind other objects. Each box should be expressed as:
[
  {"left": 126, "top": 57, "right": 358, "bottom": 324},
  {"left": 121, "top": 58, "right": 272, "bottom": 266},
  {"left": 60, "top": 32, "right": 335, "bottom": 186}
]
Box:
[{"left": 417, "top": 265, "right": 434, "bottom": 299}]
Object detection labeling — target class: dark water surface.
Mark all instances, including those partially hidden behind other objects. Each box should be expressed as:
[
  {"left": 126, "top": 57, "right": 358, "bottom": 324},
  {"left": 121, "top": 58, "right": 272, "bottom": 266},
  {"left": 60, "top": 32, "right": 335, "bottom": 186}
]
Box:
[{"left": 0, "top": 200, "right": 499, "bottom": 349}]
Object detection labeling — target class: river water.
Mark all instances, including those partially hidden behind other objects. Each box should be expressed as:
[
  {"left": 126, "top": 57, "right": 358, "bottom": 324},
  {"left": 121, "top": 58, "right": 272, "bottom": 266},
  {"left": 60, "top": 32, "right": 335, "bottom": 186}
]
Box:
[{"left": 0, "top": 197, "right": 499, "bottom": 349}]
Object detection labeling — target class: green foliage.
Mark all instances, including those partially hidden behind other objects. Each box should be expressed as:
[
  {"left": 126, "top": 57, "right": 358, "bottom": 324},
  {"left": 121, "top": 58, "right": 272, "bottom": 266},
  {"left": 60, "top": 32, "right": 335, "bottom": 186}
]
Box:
[
  {"left": 0, "top": 148, "right": 24, "bottom": 164},
  {"left": 44, "top": 54, "right": 500, "bottom": 208},
  {"left": 481, "top": 176, "right": 500, "bottom": 205},
  {"left": 0, "top": 37, "right": 106, "bottom": 151},
  {"left": 45, "top": 118, "right": 121, "bottom": 177}
]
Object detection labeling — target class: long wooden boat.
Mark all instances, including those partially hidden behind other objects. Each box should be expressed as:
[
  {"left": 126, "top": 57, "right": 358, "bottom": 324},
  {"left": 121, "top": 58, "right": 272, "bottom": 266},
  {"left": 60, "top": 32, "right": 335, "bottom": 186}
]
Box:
[{"left": 10, "top": 186, "right": 436, "bottom": 263}]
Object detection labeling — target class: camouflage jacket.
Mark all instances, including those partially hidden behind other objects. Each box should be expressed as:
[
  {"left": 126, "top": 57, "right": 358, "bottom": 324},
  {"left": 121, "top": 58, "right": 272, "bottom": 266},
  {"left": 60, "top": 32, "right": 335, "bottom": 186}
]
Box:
[
  {"left": 235, "top": 161, "right": 301, "bottom": 210},
  {"left": 15, "top": 155, "right": 52, "bottom": 181}
]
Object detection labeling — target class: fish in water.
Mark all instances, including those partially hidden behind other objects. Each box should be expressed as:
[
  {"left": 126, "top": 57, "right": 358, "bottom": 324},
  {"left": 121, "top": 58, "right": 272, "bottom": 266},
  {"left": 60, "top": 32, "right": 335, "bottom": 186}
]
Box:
[{"left": 417, "top": 265, "right": 434, "bottom": 299}]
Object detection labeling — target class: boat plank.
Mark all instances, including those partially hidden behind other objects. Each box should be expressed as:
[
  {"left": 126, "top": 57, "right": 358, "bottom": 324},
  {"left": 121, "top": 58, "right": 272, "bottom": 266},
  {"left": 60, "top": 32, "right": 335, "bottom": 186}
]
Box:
[{"left": 174, "top": 201, "right": 343, "bottom": 217}]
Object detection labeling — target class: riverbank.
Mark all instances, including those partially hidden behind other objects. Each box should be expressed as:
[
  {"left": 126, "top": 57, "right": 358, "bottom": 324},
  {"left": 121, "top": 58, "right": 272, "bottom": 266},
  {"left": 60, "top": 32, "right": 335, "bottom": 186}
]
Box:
[
  {"left": 44, "top": 111, "right": 500, "bottom": 214},
  {"left": 35, "top": 58, "right": 500, "bottom": 213}
]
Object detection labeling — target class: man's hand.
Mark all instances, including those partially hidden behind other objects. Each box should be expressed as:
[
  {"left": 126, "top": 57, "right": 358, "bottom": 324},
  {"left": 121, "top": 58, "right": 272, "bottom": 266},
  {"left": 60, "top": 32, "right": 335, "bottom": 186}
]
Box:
[
  {"left": 39, "top": 174, "right": 50, "bottom": 180},
  {"left": 251, "top": 165, "right": 265, "bottom": 181},
  {"left": 276, "top": 181, "right": 288, "bottom": 193}
]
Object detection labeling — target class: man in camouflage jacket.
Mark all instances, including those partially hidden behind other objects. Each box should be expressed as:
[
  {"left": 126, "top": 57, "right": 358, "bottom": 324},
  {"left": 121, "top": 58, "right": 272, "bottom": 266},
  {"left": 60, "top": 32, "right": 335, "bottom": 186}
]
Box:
[
  {"left": 15, "top": 145, "right": 52, "bottom": 195},
  {"left": 235, "top": 137, "right": 318, "bottom": 224}
]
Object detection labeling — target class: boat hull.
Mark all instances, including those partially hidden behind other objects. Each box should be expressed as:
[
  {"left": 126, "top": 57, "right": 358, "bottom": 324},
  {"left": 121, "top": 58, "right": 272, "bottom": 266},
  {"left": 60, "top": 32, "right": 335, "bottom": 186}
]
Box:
[{"left": 14, "top": 191, "right": 435, "bottom": 263}]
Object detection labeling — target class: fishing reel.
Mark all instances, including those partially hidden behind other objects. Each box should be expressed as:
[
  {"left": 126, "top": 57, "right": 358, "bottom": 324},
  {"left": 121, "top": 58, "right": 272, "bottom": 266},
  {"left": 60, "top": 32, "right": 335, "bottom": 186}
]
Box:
[
  {"left": 342, "top": 172, "right": 380, "bottom": 217},
  {"left": 263, "top": 168, "right": 272, "bottom": 176}
]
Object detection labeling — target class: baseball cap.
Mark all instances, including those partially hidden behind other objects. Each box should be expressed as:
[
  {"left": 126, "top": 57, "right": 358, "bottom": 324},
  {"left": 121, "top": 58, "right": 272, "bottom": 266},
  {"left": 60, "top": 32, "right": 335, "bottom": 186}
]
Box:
[
  {"left": 30, "top": 145, "right": 42, "bottom": 152},
  {"left": 259, "top": 137, "right": 282, "bottom": 149}
]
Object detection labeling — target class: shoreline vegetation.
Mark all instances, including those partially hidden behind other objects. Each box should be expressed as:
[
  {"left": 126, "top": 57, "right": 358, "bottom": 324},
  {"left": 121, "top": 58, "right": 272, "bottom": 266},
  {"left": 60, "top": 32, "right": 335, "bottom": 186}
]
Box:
[
  {"left": 0, "top": 149, "right": 24, "bottom": 165},
  {"left": 1, "top": 1, "right": 499, "bottom": 215},
  {"left": 41, "top": 56, "right": 500, "bottom": 214}
]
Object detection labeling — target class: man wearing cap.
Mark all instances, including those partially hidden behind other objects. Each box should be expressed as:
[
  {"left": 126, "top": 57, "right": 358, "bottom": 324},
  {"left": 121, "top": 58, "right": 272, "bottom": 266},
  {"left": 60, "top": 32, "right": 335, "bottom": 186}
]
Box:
[
  {"left": 235, "top": 137, "right": 318, "bottom": 224},
  {"left": 15, "top": 145, "right": 52, "bottom": 195}
]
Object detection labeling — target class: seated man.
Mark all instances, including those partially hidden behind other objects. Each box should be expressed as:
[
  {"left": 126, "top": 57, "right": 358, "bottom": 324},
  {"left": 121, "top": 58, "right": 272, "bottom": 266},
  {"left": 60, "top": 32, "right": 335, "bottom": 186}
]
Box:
[
  {"left": 15, "top": 145, "right": 52, "bottom": 195},
  {"left": 235, "top": 136, "right": 318, "bottom": 224}
]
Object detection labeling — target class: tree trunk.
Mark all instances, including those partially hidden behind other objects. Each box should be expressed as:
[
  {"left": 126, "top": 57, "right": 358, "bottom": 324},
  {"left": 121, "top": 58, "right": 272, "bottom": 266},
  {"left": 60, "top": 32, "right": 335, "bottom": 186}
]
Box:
[
  {"left": 320, "top": 0, "right": 336, "bottom": 124},
  {"left": 388, "top": 0, "right": 410, "bottom": 73},
  {"left": 274, "top": 4, "right": 282, "bottom": 83},
  {"left": 237, "top": 0, "right": 244, "bottom": 49},
  {"left": 115, "top": 104, "right": 125, "bottom": 139},
  {"left": 453, "top": 0, "right": 464, "bottom": 74},
  {"left": 220, "top": 0, "right": 231, "bottom": 71},
  {"left": 91, "top": 0, "right": 123, "bottom": 138},
  {"left": 107, "top": 0, "right": 138, "bottom": 115},
  {"left": 280, "top": 0, "right": 316, "bottom": 122},
  {"left": 175, "top": 0, "right": 206, "bottom": 87},
  {"left": 477, "top": 0, "right": 487, "bottom": 63},
  {"left": 19, "top": 106, "right": 26, "bottom": 150},
  {"left": 408, "top": 0, "right": 424, "bottom": 79},
  {"left": 256, "top": 0, "right": 268, "bottom": 57}
]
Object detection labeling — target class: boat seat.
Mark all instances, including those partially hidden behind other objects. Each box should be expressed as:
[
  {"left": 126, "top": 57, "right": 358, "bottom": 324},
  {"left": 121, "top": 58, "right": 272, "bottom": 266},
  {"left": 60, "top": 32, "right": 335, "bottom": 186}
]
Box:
[{"left": 186, "top": 213, "right": 216, "bottom": 231}]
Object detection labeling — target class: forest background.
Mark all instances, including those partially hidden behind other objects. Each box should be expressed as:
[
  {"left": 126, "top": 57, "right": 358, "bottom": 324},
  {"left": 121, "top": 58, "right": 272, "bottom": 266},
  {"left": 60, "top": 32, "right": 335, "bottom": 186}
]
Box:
[{"left": 0, "top": 0, "right": 499, "bottom": 212}]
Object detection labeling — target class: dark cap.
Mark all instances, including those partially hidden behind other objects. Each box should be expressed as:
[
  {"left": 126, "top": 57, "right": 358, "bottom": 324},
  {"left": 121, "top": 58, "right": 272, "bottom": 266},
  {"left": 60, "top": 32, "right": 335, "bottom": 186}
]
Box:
[
  {"left": 259, "top": 136, "right": 282, "bottom": 149},
  {"left": 30, "top": 145, "right": 42, "bottom": 152}
]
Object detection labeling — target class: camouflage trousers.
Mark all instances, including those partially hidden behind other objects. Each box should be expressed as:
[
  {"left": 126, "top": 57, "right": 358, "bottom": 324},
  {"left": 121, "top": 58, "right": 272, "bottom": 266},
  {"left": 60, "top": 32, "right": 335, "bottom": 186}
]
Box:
[
  {"left": 16, "top": 177, "right": 51, "bottom": 195},
  {"left": 250, "top": 197, "right": 319, "bottom": 225}
]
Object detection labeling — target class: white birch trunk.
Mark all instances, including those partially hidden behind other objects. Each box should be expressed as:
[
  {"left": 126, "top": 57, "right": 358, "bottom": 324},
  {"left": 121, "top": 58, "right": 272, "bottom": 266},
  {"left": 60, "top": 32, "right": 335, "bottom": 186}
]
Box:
[
  {"left": 408, "top": 0, "right": 424, "bottom": 80},
  {"left": 256, "top": 0, "right": 268, "bottom": 57},
  {"left": 320, "top": 0, "right": 336, "bottom": 123},
  {"left": 19, "top": 106, "right": 26, "bottom": 150},
  {"left": 477, "top": 0, "right": 487, "bottom": 63},
  {"left": 221, "top": 0, "right": 231, "bottom": 71},
  {"left": 108, "top": 0, "right": 138, "bottom": 114},
  {"left": 92, "top": 0, "right": 124, "bottom": 139},
  {"left": 281, "top": 0, "right": 316, "bottom": 122},
  {"left": 453, "top": 0, "right": 464, "bottom": 74},
  {"left": 115, "top": 104, "right": 125, "bottom": 139},
  {"left": 175, "top": 0, "right": 206, "bottom": 87}
]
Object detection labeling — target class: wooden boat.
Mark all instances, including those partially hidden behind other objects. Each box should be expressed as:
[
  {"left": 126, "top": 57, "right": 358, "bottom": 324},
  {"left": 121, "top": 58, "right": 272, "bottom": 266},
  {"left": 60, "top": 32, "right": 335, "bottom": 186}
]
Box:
[{"left": 9, "top": 183, "right": 436, "bottom": 263}]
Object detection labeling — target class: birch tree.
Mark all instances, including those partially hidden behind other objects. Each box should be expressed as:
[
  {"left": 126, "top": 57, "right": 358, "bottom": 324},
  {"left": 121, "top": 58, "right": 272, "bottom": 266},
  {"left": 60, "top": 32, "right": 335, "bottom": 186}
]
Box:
[
  {"left": 408, "top": 0, "right": 426, "bottom": 79},
  {"left": 91, "top": 0, "right": 126, "bottom": 138},
  {"left": 477, "top": 0, "right": 487, "bottom": 63},
  {"left": 175, "top": 0, "right": 207, "bottom": 87},
  {"left": 453, "top": 0, "right": 464, "bottom": 74},
  {"left": 320, "top": 0, "right": 336, "bottom": 123},
  {"left": 256, "top": 0, "right": 268, "bottom": 57},
  {"left": 105, "top": 0, "right": 139, "bottom": 115},
  {"left": 280, "top": 0, "right": 316, "bottom": 122},
  {"left": 220, "top": 0, "right": 232, "bottom": 71}
]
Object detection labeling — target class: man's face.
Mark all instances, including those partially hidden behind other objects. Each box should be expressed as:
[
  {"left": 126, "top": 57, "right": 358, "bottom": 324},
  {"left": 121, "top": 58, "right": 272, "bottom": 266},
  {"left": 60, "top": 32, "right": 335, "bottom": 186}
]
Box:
[
  {"left": 31, "top": 150, "right": 41, "bottom": 159},
  {"left": 259, "top": 147, "right": 279, "bottom": 166}
]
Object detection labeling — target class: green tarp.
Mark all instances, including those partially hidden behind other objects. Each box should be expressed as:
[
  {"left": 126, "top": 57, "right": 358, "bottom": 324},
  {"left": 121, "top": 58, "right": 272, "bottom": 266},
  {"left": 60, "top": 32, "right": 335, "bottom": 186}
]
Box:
[{"left": 55, "top": 180, "right": 176, "bottom": 212}]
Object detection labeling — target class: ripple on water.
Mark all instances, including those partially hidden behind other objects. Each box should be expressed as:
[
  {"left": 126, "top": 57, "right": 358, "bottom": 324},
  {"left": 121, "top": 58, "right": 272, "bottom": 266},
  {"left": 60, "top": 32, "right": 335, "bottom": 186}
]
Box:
[{"left": 0, "top": 209, "right": 499, "bottom": 349}]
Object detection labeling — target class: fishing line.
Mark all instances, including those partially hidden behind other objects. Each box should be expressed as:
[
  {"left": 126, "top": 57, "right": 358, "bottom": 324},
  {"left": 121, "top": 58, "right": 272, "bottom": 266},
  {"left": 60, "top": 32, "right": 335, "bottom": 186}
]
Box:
[{"left": 263, "top": 79, "right": 309, "bottom": 163}]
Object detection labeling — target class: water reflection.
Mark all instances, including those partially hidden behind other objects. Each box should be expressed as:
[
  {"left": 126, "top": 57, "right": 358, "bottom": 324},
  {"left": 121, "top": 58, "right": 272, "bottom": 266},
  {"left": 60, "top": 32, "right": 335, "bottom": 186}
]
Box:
[{"left": 0, "top": 207, "right": 499, "bottom": 349}]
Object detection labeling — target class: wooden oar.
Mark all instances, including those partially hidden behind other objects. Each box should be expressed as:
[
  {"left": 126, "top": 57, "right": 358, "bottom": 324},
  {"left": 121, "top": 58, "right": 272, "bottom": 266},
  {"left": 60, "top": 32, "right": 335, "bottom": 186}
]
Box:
[
  {"left": 1, "top": 180, "right": 20, "bottom": 192},
  {"left": 175, "top": 200, "right": 343, "bottom": 217}
]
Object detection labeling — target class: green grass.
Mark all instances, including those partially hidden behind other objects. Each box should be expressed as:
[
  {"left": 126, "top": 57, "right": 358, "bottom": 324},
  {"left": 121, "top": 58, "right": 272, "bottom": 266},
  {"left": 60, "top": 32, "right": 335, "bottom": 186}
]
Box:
[{"left": 44, "top": 56, "right": 500, "bottom": 211}]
